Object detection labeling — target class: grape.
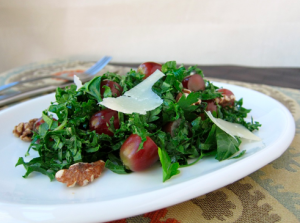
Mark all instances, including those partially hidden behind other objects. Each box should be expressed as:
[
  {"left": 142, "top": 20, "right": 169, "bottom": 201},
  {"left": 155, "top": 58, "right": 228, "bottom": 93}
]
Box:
[
  {"left": 120, "top": 134, "right": 159, "bottom": 171},
  {"left": 100, "top": 80, "right": 123, "bottom": 97},
  {"left": 137, "top": 62, "right": 162, "bottom": 79},
  {"left": 182, "top": 74, "right": 205, "bottom": 92},
  {"left": 89, "top": 109, "right": 120, "bottom": 136}
]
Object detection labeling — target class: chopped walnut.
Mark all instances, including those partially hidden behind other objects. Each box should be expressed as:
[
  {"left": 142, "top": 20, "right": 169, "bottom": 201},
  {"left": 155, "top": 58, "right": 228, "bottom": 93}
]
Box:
[
  {"left": 13, "top": 118, "right": 38, "bottom": 142},
  {"left": 215, "top": 94, "right": 235, "bottom": 107},
  {"left": 55, "top": 160, "right": 105, "bottom": 187}
]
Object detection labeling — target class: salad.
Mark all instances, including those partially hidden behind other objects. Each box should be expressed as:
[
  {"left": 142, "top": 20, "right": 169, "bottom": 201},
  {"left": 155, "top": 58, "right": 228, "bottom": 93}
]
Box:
[{"left": 15, "top": 61, "right": 261, "bottom": 186}]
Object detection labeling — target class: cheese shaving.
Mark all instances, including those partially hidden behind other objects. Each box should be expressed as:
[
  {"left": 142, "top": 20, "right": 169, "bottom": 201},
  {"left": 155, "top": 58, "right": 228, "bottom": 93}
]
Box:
[
  {"left": 205, "top": 111, "right": 261, "bottom": 141},
  {"left": 99, "top": 69, "right": 165, "bottom": 114},
  {"left": 74, "top": 75, "right": 83, "bottom": 91}
]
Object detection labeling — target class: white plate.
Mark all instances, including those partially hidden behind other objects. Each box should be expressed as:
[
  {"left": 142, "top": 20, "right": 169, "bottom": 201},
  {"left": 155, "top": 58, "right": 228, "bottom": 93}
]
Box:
[{"left": 0, "top": 82, "right": 295, "bottom": 223}]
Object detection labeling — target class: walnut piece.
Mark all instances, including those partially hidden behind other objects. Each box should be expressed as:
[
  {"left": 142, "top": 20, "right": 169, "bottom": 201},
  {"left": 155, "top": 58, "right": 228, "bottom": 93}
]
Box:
[
  {"left": 55, "top": 160, "right": 105, "bottom": 187},
  {"left": 13, "top": 118, "right": 38, "bottom": 142},
  {"left": 215, "top": 94, "right": 235, "bottom": 107}
]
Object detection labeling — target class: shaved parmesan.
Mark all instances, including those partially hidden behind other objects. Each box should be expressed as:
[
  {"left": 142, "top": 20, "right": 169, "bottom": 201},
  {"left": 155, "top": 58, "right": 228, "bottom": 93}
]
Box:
[
  {"left": 205, "top": 111, "right": 261, "bottom": 141},
  {"left": 99, "top": 69, "right": 165, "bottom": 114},
  {"left": 74, "top": 75, "right": 83, "bottom": 91},
  {"left": 124, "top": 70, "right": 164, "bottom": 100}
]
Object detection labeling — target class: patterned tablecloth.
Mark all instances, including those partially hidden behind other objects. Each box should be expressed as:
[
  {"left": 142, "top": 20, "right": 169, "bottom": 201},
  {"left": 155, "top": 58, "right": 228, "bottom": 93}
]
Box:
[{"left": 0, "top": 60, "right": 299, "bottom": 223}]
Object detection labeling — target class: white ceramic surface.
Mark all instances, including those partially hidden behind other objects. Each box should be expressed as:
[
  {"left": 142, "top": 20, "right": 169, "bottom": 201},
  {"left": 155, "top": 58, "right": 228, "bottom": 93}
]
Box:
[{"left": 0, "top": 82, "right": 295, "bottom": 223}]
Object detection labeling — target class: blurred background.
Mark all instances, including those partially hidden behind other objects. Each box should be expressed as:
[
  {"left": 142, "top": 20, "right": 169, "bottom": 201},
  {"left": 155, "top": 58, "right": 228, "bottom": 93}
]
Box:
[{"left": 0, "top": 0, "right": 300, "bottom": 74}]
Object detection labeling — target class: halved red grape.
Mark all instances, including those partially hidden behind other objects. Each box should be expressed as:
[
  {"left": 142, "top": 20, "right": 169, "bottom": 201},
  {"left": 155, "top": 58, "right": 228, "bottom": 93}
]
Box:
[
  {"left": 137, "top": 62, "right": 162, "bottom": 79},
  {"left": 199, "top": 100, "right": 218, "bottom": 120},
  {"left": 205, "top": 100, "right": 218, "bottom": 113},
  {"left": 120, "top": 134, "right": 159, "bottom": 171},
  {"left": 100, "top": 80, "right": 123, "bottom": 98},
  {"left": 163, "top": 119, "right": 182, "bottom": 137},
  {"left": 89, "top": 109, "right": 120, "bottom": 136},
  {"left": 182, "top": 74, "right": 205, "bottom": 92}
]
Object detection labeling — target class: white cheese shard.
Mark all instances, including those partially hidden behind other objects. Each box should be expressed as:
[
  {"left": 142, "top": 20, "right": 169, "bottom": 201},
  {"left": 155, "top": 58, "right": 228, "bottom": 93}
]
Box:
[
  {"left": 205, "top": 111, "right": 261, "bottom": 141},
  {"left": 74, "top": 75, "right": 83, "bottom": 91},
  {"left": 99, "top": 69, "right": 165, "bottom": 114}
]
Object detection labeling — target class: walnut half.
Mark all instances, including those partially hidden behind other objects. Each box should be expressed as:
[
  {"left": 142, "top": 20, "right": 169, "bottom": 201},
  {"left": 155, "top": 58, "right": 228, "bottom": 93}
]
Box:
[
  {"left": 55, "top": 160, "right": 105, "bottom": 187},
  {"left": 13, "top": 118, "right": 38, "bottom": 142}
]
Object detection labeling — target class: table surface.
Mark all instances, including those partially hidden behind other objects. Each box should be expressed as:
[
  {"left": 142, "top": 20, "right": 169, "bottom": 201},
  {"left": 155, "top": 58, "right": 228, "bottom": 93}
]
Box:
[{"left": 0, "top": 60, "right": 299, "bottom": 223}]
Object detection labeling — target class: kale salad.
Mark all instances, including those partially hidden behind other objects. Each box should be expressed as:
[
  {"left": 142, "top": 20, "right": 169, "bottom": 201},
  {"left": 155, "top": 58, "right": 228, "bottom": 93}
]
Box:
[{"left": 16, "top": 61, "right": 261, "bottom": 184}]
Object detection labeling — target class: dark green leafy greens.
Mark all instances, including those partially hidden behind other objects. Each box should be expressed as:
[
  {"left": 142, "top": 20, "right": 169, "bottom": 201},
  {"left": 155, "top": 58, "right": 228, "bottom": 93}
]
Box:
[
  {"left": 158, "top": 147, "right": 180, "bottom": 182},
  {"left": 16, "top": 61, "right": 261, "bottom": 182}
]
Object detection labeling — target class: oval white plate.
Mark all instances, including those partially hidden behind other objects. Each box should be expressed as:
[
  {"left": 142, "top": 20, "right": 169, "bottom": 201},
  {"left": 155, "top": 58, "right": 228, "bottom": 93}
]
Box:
[{"left": 0, "top": 82, "right": 295, "bottom": 223}]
